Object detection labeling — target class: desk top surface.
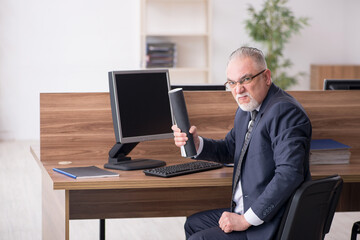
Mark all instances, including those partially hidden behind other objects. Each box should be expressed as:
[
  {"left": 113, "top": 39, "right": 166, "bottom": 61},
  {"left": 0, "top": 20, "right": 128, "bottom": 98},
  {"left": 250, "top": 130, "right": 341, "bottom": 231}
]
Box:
[
  {"left": 31, "top": 144, "right": 360, "bottom": 190},
  {"left": 31, "top": 145, "right": 234, "bottom": 190}
]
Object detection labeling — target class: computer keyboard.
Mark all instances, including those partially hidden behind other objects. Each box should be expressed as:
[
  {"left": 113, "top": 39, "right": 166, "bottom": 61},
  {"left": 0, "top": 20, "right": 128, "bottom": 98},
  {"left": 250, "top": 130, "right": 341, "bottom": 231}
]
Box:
[{"left": 143, "top": 160, "right": 223, "bottom": 178}]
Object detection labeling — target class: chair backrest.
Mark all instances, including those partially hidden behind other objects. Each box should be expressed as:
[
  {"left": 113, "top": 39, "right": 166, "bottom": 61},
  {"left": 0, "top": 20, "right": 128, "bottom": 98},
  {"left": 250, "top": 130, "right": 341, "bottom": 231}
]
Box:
[{"left": 275, "top": 175, "right": 343, "bottom": 240}]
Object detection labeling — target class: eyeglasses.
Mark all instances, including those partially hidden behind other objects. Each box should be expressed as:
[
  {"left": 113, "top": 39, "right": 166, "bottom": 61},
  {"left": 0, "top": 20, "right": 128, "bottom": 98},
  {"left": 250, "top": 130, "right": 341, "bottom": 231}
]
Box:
[{"left": 224, "top": 69, "right": 267, "bottom": 89}]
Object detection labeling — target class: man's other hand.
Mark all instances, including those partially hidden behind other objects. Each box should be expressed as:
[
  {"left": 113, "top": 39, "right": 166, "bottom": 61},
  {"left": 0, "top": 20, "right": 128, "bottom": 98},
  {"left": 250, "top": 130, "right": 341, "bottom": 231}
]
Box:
[{"left": 218, "top": 211, "right": 251, "bottom": 233}]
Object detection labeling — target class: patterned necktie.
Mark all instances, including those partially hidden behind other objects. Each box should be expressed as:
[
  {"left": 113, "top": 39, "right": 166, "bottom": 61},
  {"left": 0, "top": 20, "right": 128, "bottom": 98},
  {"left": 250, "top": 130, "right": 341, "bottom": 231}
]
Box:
[{"left": 231, "top": 110, "right": 258, "bottom": 212}]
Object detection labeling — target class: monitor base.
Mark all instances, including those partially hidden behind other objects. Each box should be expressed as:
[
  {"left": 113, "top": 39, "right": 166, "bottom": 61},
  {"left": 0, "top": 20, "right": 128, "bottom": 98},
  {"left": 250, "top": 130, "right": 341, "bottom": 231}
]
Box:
[
  {"left": 104, "top": 158, "right": 166, "bottom": 171},
  {"left": 105, "top": 143, "right": 166, "bottom": 170}
]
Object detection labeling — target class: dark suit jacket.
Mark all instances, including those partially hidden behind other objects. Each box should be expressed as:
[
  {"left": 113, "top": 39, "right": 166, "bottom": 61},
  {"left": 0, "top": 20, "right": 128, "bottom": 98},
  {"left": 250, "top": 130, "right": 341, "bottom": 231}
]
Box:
[{"left": 197, "top": 83, "right": 312, "bottom": 240}]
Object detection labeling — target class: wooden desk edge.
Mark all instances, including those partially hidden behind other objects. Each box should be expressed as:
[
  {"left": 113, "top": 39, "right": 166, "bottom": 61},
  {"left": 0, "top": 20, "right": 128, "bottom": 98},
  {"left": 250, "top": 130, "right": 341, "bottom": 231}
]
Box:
[
  {"left": 51, "top": 178, "right": 233, "bottom": 190},
  {"left": 311, "top": 173, "right": 360, "bottom": 182},
  {"left": 30, "top": 144, "right": 46, "bottom": 173}
]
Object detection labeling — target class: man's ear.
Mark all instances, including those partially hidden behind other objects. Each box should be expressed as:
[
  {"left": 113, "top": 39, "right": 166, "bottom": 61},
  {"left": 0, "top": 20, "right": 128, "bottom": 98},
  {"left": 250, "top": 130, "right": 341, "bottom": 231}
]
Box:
[{"left": 264, "top": 69, "right": 272, "bottom": 86}]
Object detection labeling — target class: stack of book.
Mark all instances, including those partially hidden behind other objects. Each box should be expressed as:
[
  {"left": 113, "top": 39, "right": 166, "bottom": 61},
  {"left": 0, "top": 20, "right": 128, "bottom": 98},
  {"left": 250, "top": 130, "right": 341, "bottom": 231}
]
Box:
[
  {"left": 146, "top": 42, "right": 176, "bottom": 68},
  {"left": 310, "top": 139, "right": 351, "bottom": 164}
]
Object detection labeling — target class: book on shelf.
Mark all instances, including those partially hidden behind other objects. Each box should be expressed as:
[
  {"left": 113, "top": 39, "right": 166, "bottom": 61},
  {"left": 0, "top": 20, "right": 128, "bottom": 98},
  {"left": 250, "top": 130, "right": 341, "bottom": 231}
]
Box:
[
  {"left": 53, "top": 166, "right": 119, "bottom": 179},
  {"left": 146, "top": 42, "right": 177, "bottom": 68},
  {"left": 310, "top": 139, "right": 351, "bottom": 165}
]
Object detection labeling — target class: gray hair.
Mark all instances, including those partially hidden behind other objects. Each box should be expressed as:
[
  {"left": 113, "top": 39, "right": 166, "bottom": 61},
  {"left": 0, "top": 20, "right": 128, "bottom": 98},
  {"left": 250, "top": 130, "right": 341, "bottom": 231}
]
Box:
[{"left": 228, "top": 46, "right": 267, "bottom": 70}]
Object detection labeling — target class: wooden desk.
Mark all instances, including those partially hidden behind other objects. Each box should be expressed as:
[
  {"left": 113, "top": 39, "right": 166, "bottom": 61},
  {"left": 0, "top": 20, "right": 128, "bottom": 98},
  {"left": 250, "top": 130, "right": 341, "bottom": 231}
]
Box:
[
  {"left": 34, "top": 90, "right": 360, "bottom": 239},
  {"left": 31, "top": 145, "right": 233, "bottom": 240}
]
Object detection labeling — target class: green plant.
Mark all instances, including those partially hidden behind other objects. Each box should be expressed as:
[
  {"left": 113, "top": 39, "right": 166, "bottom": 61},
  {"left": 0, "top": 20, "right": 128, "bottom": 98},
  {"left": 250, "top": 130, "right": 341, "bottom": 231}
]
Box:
[{"left": 245, "top": 0, "right": 309, "bottom": 89}]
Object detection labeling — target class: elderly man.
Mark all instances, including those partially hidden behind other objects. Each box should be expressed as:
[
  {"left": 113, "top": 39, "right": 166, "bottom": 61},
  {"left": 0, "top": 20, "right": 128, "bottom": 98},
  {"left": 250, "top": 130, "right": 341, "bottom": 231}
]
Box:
[{"left": 172, "top": 46, "right": 312, "bottom": 240}]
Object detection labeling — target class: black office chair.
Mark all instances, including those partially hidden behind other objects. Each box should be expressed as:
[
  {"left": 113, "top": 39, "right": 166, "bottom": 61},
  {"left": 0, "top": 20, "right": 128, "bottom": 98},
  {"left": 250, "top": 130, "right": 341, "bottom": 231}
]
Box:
[
  {"left": 351, "top": 221, "right": 360, "bottom": 240},
  {"left": 274, "top": 175, "right": 343, "bottom": 240}
]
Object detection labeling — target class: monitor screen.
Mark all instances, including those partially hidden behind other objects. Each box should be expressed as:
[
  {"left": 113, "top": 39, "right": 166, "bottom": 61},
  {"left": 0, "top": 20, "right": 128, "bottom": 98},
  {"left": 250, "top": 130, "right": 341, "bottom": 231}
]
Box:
[
  {"left": 109, "top": 69, "right": 174, "bottom": 144},
  {"left": 324, "top": 79, "right": 360, "bottom": 90}
]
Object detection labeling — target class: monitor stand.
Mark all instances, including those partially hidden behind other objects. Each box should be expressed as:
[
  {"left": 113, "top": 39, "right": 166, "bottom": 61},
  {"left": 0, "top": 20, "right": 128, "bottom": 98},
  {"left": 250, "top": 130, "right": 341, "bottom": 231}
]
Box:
[{"left": 104, "top": 142, "right": 166, "bottom": 171}]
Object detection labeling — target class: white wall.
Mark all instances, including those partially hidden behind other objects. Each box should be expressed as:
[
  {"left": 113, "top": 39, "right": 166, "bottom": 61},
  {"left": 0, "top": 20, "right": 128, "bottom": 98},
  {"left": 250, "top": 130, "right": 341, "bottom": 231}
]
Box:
[
  {"left": 344, "top": 0, "right": 360, "bottom": 63},
  {"left": 0, "top": 0, "right": 140, "bottom": 140},
  {"left": 1, "top": 0, "right": 360, "bottom": 140},
  {"left": 211, "top": 0, "right": 262, "bottom": 85}
]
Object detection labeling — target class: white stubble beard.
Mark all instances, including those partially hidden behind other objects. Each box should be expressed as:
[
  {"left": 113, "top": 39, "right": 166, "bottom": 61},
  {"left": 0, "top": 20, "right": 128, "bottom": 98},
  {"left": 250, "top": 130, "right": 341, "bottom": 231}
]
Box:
[{"left": 236, "top": 93, "right": 260, "bottom": 112}]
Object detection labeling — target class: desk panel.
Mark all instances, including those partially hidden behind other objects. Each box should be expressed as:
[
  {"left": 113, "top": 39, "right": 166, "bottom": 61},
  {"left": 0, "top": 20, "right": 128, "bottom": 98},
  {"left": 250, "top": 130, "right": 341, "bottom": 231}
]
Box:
[
  {"left": 69, "top": 186, "right": 232, "bottom": 219},
  {"left": 40, "top": 91, "right": 360, "bottom": 167},
  {"left": 310, "top": 65, "right": 360, "bottom": 90}
]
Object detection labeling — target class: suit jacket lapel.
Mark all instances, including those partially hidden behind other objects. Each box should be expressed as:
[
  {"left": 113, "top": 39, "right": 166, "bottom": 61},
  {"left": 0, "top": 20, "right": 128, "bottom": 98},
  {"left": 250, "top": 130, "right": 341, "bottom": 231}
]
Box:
[{"left": 258, "top": 83, "right": 278, "bottom": 117}]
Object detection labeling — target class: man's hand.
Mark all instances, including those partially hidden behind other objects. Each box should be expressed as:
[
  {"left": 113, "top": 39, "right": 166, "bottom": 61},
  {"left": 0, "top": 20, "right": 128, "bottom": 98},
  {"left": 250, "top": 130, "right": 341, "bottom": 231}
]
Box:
[
  {"left": 218, "top": 211, "right": 251, "bottom": 233},
  {"left": 171, "top": 125, "right": 199, "bottom": 151}
]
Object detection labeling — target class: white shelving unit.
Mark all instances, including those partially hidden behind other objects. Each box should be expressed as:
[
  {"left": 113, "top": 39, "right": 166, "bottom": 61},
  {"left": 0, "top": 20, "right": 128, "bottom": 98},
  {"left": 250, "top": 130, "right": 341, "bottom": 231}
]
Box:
[{"left": 140, "top": 0, "right": 212, "bottom": 84}]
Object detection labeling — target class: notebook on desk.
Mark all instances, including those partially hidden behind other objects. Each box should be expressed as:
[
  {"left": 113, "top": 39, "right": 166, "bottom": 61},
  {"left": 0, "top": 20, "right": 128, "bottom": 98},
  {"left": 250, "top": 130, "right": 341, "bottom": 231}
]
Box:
[{"left": 53, "top": 166, "right": 119, "bottom": 179}]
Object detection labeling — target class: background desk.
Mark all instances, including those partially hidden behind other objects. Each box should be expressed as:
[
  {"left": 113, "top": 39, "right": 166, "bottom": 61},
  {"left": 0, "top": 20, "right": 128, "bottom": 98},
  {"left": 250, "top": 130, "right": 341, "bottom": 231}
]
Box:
[{"left": 34, "top": 90, "right": 360, "bottom": 239}]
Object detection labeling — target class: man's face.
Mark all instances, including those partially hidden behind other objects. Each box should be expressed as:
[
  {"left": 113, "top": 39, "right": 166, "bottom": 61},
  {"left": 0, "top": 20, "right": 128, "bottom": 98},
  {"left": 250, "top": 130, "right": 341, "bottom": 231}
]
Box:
[{"left": 226, "top": 57, "right": 271, "bottom": 112}]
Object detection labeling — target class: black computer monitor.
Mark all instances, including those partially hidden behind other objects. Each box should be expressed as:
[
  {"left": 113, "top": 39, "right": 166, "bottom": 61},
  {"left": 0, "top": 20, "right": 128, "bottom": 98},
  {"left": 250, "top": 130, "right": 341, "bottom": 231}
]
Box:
[
  {"left": 105, "top": 69, "right": 174, "bottom": 170},
  {"left": 171, "top": 84, "right": 226, "bottom": 91},
  {"left": 324, "top": 79, "right": 360, "bottom": 90}
]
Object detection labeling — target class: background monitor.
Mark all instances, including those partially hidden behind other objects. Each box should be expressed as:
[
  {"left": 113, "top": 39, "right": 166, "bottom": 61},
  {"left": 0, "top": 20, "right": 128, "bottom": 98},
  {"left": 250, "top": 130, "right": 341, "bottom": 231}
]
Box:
[
  {"left": 324, "top": 79, "right": 360, "bottom": 90},
  {"left": 105, "top": 69, "right": 174, "bottom": 170},
  {"left": 171, "top": 84, "right": 226, "bottom": 91}
]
